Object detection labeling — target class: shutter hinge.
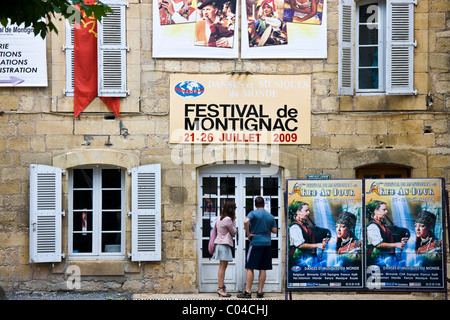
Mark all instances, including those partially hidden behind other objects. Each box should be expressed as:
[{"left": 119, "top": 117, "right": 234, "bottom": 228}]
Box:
[
  {"left": 128, "top": 211, "right": 132, "bottom": 217},
  {"left": 61, "top": 211, "right": 66, "bottom": 217}
]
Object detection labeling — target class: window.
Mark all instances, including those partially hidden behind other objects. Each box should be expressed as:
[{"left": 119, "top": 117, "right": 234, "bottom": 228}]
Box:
[
  {"left": 338, "top": 0, "right": 417, "bottom": 95},
  {"left": 64, "top": 0, "right": 128, "bottom": 97},
  {"left": 69, "top": 167, "right": 125, "bottom": 258},
  {"left": 29, "top": 163, "right": 162, "bottom": 263},
  {"left": 356, "top": 1, "right": 385, "bottom": 92}
]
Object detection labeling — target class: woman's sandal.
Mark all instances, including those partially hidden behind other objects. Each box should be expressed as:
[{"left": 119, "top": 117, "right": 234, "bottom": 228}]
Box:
[{"left": 217, "top": 285, "right": 231, "bottom": 297}]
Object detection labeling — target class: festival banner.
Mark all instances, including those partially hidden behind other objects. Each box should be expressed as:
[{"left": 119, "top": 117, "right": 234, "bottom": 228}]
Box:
[
  {"left": 286, "top": 179, "right": 364, "bottom": 289},
  {"left": 153, "top": 0, "right": 239, "bottom": 58},
  {"left": 365, "top": 178, "right": 446, "bottom": 290},
  {"left": 0, "top": 21, "right": 47, "bottom": 87},
  {"left": 169, "top": 73, "right": 311, "bottom": 144}
]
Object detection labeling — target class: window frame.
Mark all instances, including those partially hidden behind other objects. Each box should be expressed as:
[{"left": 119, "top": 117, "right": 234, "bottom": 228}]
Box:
[
  {"left": 355, "top": 0, "right": 386, "bottom": 94},
  {"left": 68, "top": 166, "right": 126, "bottom": 260}
]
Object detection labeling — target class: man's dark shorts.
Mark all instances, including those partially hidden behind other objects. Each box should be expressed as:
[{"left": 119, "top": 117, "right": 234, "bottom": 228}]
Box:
[{"left": 245, "top": 245, "right": 272, "bottom": 270}]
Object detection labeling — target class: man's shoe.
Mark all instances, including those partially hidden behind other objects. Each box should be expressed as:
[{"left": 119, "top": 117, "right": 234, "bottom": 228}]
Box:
[
  {"left": 256, "top": 292, "right": 264, "bottom": 298},
  {"left": 237, "top": 291, "right": 251, "bottom": 299}
]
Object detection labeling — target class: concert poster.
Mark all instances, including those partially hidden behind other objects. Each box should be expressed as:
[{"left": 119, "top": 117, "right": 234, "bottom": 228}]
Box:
[
  {"left": 286, "top": 179, "right": 364, "bottom": 289},
  {"left": 365, "top": 178, "right": 446, "bottom": 290}
]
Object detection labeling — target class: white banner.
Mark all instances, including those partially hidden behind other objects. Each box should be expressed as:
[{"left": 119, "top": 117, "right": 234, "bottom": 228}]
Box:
[
  {"left": 153, "top": 0, "right": 239, "bottom": 58},
  {"left": 241, "top": 0, "right": 327, "bottom": 58},
  {"left": 0, "top": 22, "right": 47, "bottom": 87}
]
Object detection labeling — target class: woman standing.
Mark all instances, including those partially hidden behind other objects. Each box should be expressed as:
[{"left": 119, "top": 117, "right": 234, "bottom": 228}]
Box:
[{"left": 212, "top": 199, "right": 237, "bottom": 297}]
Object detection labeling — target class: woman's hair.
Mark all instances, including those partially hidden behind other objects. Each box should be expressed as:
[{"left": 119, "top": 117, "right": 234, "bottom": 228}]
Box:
[{"left": 220, "top": 199, "right": 236, "bottom": 220}]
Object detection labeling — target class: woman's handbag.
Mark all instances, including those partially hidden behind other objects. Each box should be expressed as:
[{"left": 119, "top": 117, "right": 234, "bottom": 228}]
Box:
[{"left": 208, "top": 222, "right": 217, "bottom": 255}]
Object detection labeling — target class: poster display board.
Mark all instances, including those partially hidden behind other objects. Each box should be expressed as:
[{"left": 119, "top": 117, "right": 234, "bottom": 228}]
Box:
[
  {"left": 286, "top": 178, "right": 447, "bottom": 293},
  {"left": 286, "top": 179, "right": 364, "bottom": 289},
  {"left": 365, "top": 178, "right": 446, "bottom": 290},
  {"left": 169, "top": 73, "right": 311, "bottom": 144}
]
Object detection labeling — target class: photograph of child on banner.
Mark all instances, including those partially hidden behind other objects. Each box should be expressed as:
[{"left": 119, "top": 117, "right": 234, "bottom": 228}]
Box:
[
  {"left": 159, "top": 0, "right": 198, "bottom": 25},
  {"left": 283, "top": 0, "right": 323, "bottom": 24},
  {"left": 247, "top": 0, "right": 288, "bottom": 47},
  {"left": 194, "top": 0, "right": 236, "bottom": 47}
]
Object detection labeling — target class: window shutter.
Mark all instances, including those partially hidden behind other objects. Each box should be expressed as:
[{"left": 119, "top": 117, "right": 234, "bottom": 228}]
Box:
[
  {"left": 129, "top": 164, "right": 161, "bottom": 261},
  {"left": 386, "top": 0, "right": 417, "bottom": 95},
  {"left": 98, "top": 1, "right": 128, "bottom": 97},
  {"left": 338, "top": 0, "right": 355, "bottom": 95},
  {"left": 64, "top": 20, "right": 75, "bottom": 96},
  {"left": 29, "top": 165, "right": 64, "bottom": 263}
]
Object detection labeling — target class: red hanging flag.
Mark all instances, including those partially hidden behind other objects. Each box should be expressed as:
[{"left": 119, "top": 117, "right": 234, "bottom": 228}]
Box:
[{"left": 73, "top": 3, "right": 120, "bottom": 118}]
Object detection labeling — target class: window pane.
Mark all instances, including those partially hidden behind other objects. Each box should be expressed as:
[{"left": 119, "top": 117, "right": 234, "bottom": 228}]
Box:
[
  {"left": 102, "top": 211, "right": 121, "bottom": 231},
  {"left": 203, "top": 198, "right": 217, "bottom": 215},
  {"left": 358, "top": 68, "right": 379, "bottom": 89},
  {"left": 270, "top": 198, "right": 279, "bottom": 217},
  {"left": 73, "top": 233, "right": 92, "bottom": 253},
  {"left": 202, "top": 177, "right": 217, "bottom": 195},
  {"left": 102, "top": 169, "right": 121, "bottom": 188},
  {"left": 359, "top": 47, "right": 378, "bottom": 66},
  {"left": 263, "top": 177, "right": 278, "bottom": 196},
  {"left": 73, "top": 169, "right": 93, "bottom": 188},
  {"left": 220, "top": 198, "right": 235, "bottom": 212},
  {"left": 202, "top": 239, "right": 212, "bottom": 258},
  {"left": 220, "top": 177, "right": 235, "bottom": 196},
  {"left": 102, "top": 190, "right": 121, "bottom": 209},
  {"left": 359, "top": 3, "right": 378, "bottom": 23},
  {"left": 246, "top": 198, "right": 254, "bottom": 214},
  {"left": 74, "top": 211, "right": 93, "bottom": 231},
  {"left": 102, "top": 233, "right": 121, "bottom": 252},
  {"left": 202, "top": 218, "right": 213, "bottom": 237},
  {"left": 359, "top": 25, "right": 378, "bottom": 45},
  {"left": 245, "top": 177, "right": 260, "bottom": 196},
  {"left": 73, "top": 190, "right": 93, "bottom": 210}
]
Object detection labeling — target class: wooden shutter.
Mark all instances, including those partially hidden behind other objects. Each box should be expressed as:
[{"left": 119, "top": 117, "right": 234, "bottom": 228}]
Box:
[
  {"left": 386, "top": 0, "right": 416, "bottom": 95},
  {"left": 98, "top": 1, "right": 128, "bottom": 97},
  {"left": 29, "top": 165, "right": 64, "bottom": 263},
  {"left": 64, "top": 20, "right": 75, "bottom": 96},
  {"left": 338, "top": 0, "right": 355, "bottom": 95},
  {"left": 129, "top": 164, "right": 161, "bottom": 261}
]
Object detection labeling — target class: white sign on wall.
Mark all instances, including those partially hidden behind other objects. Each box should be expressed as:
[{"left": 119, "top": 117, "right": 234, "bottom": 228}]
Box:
[{"left": 0, "top": 22, "right": 48, "bottom": 87}]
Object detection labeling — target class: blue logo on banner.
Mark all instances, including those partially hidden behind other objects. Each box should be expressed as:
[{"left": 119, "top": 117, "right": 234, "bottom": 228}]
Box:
[{"left": 174, "top": 81, "right": 205, "bottom": 97}]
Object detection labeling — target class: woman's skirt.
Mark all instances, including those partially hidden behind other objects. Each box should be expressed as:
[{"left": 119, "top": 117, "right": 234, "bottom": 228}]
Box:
[{"left": 212, "top": 244, "right": 233, "bottom": 262}]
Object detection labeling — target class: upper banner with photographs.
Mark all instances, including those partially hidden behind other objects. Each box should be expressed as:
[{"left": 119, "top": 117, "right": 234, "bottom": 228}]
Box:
[{"left": 152, "top": 0, "right": 327, "bottom": 58}]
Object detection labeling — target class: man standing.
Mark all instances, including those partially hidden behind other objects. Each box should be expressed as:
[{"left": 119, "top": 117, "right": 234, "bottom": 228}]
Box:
[{"left": 238, "top": 196, "right": 277, "bottom": 299}]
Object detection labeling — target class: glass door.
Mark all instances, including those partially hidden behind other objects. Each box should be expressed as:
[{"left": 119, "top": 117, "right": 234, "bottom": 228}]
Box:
[{"left": 198, "top": 165, "right": 282, "bottom": 293}]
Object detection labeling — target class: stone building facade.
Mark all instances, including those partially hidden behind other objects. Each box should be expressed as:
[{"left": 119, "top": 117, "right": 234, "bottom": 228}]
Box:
[{"left": 0, "top": 0, "right": 448, "bottom": 294}]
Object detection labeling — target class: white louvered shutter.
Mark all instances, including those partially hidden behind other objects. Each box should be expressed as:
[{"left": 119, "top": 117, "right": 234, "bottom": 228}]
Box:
[
  {"left": 64, "top": 20, "right": 75, "bottom": 96},
  {"left": 130, "top": 164, "right": 161, "bottom": 261},
  {"left": 98, "top": 1, "right": 128, "bottom": 97},
  {"left": 386, "top": 0, "right": 416, "bottom": 95},
  {"left": 29, "top": 165, "right": 64, "bottom": 263},
  {"left": 338, "top": 0, "right": 355, "bottom": 95}
]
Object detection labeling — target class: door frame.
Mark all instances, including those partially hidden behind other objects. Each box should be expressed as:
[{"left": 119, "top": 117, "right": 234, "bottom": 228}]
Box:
[{"left": 197, "top": 164, "right": 283, "bottom": 293}]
